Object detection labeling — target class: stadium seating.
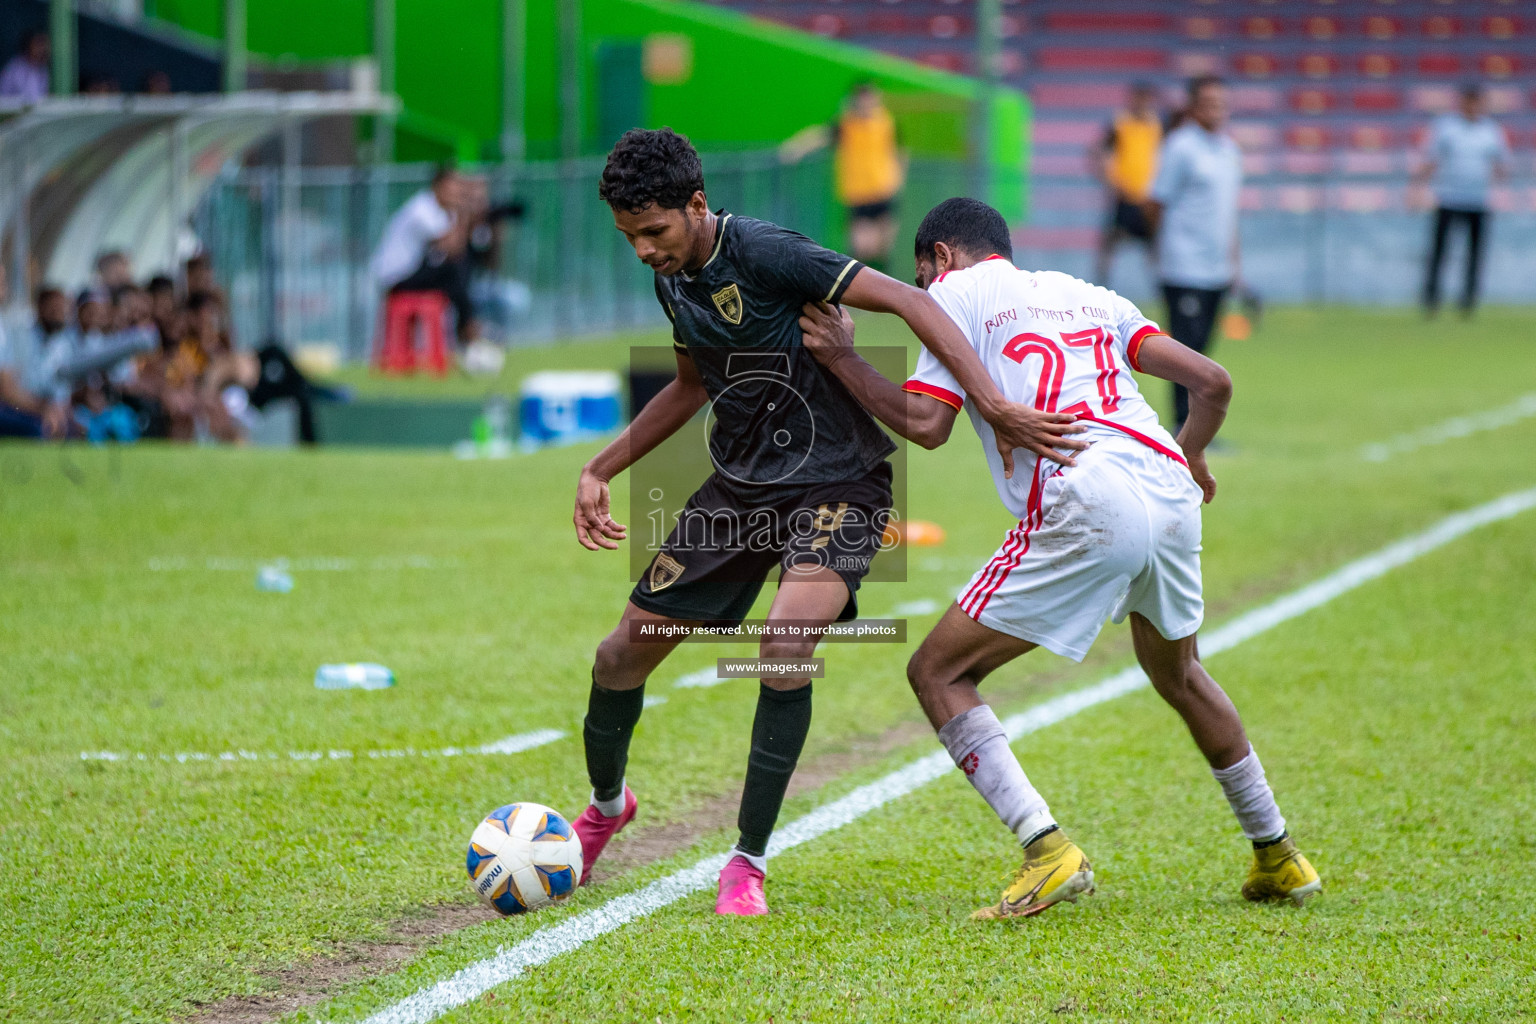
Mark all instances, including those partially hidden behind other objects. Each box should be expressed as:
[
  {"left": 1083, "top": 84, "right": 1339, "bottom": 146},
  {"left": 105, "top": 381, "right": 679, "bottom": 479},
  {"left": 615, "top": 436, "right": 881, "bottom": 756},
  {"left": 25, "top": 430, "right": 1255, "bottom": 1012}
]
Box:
[{"left": 700, "top": 0, "right": 1533, "bottom": 287}]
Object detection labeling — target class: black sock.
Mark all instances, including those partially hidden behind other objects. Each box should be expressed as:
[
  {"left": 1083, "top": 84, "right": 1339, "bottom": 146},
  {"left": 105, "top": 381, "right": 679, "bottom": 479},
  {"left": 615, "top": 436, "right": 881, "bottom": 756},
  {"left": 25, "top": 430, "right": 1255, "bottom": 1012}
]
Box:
[
  {"left": 1252, "top": 830, "right": 1290, "bottom": 850},
  {"left": 736, "top": 682, "right": 813, "bottom": 857},
  {"left": 583, "top": 673, "right": 645, "bottom": 803}
]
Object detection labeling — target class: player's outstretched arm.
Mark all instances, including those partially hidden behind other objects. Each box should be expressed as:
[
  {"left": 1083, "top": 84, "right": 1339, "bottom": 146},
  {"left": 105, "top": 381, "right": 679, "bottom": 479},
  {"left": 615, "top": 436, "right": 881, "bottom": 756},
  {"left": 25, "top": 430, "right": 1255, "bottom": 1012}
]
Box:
[
  {"left": 798, "top": 302, "right": 958, "bottom": 449},
  {"left": 574, "top": 351, "right": 709, "bottom": 550},
  {"left": 1133, "top": 333, "right": 1233, "bottom": 504},
  {"left": 838, "top": 267, "right": 1087, "bottom": 478}
]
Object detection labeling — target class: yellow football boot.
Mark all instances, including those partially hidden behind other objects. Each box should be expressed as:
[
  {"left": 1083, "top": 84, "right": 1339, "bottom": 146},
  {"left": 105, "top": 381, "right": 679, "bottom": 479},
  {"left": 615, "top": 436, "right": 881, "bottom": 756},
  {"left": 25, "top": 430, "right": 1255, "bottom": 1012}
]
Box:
[
  {"left": 1241, "top": 835, "right": 1321, "bottom": 906},
  {"left": 973, "top": 829, "right": 1094, "bottom": 920}
]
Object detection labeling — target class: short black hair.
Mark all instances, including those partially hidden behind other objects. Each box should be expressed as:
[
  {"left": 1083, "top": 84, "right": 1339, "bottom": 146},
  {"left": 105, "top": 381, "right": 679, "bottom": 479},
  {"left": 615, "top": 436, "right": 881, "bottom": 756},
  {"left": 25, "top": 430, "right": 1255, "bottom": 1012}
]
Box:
[
  {"left": 146, "top": 275, "right": 175, "bottom": 296},
  {"left": 598, "top": 128, "right": 705, "bottom": 214},
  {"left": 186, "top": 290, "right": 221, "bottom": 313},
  {"left": 1187, "top": 74, "right": 1225, "bottom": 102},
  {"left": 431, "top": 162, "right": 458, "bottom": 187},
  {"left": 915, "top": 197, "right": 1012, "bottom": 264},
  {"left": 1460, "top": 81, "right": 1485, "bottom": 102},
  {"left": 35, "top": 285, "right": 64, "bottom": 307}
]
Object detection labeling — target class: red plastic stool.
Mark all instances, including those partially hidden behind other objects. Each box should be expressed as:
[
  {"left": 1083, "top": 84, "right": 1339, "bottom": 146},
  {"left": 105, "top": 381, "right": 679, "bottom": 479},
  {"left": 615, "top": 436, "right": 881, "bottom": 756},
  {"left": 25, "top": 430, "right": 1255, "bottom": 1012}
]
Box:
[{"left": 376, "top": 291, "right": 450, "bottom": 376}]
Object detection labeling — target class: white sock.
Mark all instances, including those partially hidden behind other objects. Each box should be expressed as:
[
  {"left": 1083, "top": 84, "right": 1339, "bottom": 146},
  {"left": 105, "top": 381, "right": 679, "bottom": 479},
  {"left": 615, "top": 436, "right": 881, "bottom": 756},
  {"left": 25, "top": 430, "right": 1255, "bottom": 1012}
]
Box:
[
  {"left": 591, "top": 786, "right": 627, "bottom": 819},
  {"left": 731, "top": 847, "right": 768, "bottom": 874},
  {"left": 1211, "top": 747, "right": 1286, "bottom": 842},
  {"left": 937, "top": 705, "right": 1056, "bottom": 845}
]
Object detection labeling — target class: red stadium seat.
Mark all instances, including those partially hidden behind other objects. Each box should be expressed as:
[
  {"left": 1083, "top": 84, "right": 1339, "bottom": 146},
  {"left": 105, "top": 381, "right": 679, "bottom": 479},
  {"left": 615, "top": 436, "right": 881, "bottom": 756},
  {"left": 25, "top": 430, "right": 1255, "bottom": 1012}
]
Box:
[
  {"left": 1285, "top": 124, "right": 1333, "bottom": 152},
  {"left": 1243, "top": 16, "right": 1281, "bottom": 40},
  {"left": 1031, "top": 83, "right": 1129, "bottom": 109},
  {"left": 918, "top": 50, "right": 965, "bottom": 73},
  {"left": 1417, "top": 53, "right": 1463, "bottom": 77},
  {"left": 1290, "top": 88, "right": 1338, "bottom": 115},
  {"left": 1352, "top": 88, "right": 1402, "bottom": 113},
  {"left": 1482, "top": 15, "right": 1522, "bottom": 41},
  {"left": 805, "top": 14, "right": 847, "bottom": 37},
  {"left": 1357, "top": 53, "right": 1400, "bottom": 79},
  {"left": 1036, "top": 48, "right": 1167, "bottom": 73},
  {"left": 1363, "top": 15, "right": 1400, "bottom": 41},
  {"left": 996, "top": 50, "right": 1025, "bottom": 75},
  {"left": 1303, "top": 16, "right": 1340, "bottom": 42},
  {"left": 1236, "top": 53, "right": 1285, "bottom": 79},
  {"left": 1480, "top": 54, "right": 1520, "bottom": 80},
  {"left": 928, "top": 15, "right": 970, "bottom": 39},
  {"left": 1349, "top": 124, "right": 1398, "bottom": 151},
  {"left": 1422, "top": 15, "right": 1461, "bottom": 41},
  {"left": 1042, "top": 13, "right": 1170, "bottom": 33},
  {"left": 1184, "top": 16, "right": 1222, "bottom": 41},
  {"left": 1228, "top": 85, "right": 1283, "bottom": 114},
  {"left": 1299, "top": 53, "right": 1340, "bottom": 79}
]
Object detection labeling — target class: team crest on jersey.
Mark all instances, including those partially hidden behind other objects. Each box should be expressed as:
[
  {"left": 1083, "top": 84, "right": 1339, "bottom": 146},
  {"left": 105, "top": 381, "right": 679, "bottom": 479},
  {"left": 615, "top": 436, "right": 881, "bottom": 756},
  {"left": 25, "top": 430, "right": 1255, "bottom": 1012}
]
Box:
[
  {"left": 711, "top": 283, "right": 744, "bottom": 325},
  {"left": 649, "top": 552, "right": 686, "bottom": 591}
]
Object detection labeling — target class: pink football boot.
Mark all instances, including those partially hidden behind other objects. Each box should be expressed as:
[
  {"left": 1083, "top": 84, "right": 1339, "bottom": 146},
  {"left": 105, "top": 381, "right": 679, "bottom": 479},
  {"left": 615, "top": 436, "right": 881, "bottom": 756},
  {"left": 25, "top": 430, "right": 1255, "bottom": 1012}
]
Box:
[
  {"left": 571, "top": 786, "right": 637, "bottom": 886},
  {"left": 714, "top": 854, "right": 768, "bottom": 916}
]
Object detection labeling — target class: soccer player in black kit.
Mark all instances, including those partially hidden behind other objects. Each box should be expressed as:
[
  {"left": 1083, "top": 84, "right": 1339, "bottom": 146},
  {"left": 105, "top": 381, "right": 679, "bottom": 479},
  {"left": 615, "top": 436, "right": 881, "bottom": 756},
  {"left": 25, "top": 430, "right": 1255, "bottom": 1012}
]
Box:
[{"left": 571, "top": 128, "right": 1085, "bottom": 915}]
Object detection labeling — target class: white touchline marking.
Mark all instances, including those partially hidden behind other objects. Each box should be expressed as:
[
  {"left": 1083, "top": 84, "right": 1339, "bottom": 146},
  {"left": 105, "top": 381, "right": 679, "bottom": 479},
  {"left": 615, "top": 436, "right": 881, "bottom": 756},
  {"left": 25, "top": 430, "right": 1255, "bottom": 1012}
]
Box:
[
  {"left": 80, "top": 729, "right": 565, "bottom": 764},
  {"left": 1360, "top": 392, "right": 1536, "bottom": 462},
  {"left": 673, "top": 667, "right": 726, "bottom": 689},
  {"left": 345, "top": 486, "right": 1536, "bottom": 1024},
  {"left": 642, "top": 695, "right": 668, "bottom": 709}
]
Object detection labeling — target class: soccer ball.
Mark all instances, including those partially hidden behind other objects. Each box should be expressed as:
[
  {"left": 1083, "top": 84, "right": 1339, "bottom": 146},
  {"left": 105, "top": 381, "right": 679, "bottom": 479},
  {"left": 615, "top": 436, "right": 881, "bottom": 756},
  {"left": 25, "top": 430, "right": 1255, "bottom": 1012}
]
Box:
[{"left": 465, "top": 802, "right": 583, "bottom": 915}]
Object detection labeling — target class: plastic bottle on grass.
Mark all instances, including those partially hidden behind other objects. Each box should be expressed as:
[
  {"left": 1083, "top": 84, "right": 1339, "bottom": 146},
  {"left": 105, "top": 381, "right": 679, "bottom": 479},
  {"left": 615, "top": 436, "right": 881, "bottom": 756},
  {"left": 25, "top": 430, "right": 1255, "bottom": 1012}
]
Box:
[
  {"left": 257, "top": 565, "right": 294, "bottom": 592},
  {"left": 315, "top": 663, "right": 395, "bottom": 690}
]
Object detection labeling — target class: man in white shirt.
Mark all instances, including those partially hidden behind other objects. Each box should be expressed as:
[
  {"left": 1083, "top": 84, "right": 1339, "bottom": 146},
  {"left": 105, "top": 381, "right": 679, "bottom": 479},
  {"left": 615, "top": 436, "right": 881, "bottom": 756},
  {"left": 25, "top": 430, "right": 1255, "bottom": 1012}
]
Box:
[
  {"left": 798, "top": 197, "right": 1319, "bottom": 920},
  {"left": 1416, "top": 83, "right": 1510, "bottom": 316},
  {"left": 370, "top": 165, "right": 479, "bottom": 343},
  {"left": 0, "top": 31, "right": 49, "bottom": 103},
  {"left": 1148, "top": 76, "right": 1242, "bottom": 433}
]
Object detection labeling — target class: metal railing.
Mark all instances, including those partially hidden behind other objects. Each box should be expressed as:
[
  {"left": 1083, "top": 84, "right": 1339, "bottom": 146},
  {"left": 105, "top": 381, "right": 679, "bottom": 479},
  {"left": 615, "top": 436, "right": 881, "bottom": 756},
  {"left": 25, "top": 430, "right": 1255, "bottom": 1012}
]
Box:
[{"left": 193, "top": 151, "right": 976, "bottom": 357}]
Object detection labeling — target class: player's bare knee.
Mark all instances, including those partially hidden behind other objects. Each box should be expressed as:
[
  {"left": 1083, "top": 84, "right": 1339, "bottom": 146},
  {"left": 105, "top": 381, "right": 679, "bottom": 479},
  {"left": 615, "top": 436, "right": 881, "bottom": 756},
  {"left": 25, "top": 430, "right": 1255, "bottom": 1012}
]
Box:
[
  {"left": 592, "top": 631, "right": 642, "bottom": 690},
  {"left": 905, "top": 648, "right": 954, "bottom": 698}
]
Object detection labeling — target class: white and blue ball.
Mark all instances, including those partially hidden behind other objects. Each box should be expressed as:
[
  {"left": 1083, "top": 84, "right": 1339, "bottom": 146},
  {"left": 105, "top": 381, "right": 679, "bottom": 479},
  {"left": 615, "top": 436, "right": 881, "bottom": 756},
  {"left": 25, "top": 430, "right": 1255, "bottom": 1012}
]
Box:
[{"left": 465, "top": 802, "right": 583, "bottom": 915}]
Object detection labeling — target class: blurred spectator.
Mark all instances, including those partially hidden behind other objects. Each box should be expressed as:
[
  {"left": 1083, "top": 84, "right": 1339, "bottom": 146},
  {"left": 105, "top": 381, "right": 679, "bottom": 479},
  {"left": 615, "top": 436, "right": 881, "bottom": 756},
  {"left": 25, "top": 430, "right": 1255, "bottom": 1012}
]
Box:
[
  {"left": 146, "top": 275, "right": 180, "bottom": 347},
  {"left": 1091, "top": 82, "right": 1163, "bottom": 288},
  {"left": 183, "top": 254, "right": 227, "bottom": 307},
  {"left": 782, "top": 81, "right": 907, "bottom": 273},
  {"left": 0, "top": 31, "right": 49, "bottom": 103},
  {"left": 1416, "top": 83, "right": 1511, "bottom": 318},
  {"left": 462, "top": 176, "right": 531, "bottom": 342},
  {"left": 0, "top": 276, "right": 70, "bottom": 438},
  {"left": 1148, "top": 75, "right": 1242, "bottom": 435},
  {"left": 370, "top": 164, "right": 481, "bottom": 345},
  {"left": 95, "top": 251, "right": 134, "bottom": 292},
  {"left": 140, "top": 70, "right": 173, "bottom": 95},
  {"left": 80, "top": 72, "right": 122, "bottom": 96}
]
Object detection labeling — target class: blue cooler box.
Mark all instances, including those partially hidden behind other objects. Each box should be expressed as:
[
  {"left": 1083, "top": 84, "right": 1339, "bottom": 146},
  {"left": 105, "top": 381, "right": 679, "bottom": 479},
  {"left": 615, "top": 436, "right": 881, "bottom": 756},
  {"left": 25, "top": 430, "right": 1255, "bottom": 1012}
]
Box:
[{"left": 518, "top": 371, "right": 623, "bottom": 446}]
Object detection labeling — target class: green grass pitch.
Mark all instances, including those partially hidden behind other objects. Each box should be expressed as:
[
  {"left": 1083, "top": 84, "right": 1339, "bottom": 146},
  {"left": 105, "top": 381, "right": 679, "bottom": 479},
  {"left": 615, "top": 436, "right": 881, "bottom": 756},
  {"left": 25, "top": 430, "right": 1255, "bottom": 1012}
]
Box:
[{"left": 2, "top": 308, "right": 1534, "bottom": 1022}]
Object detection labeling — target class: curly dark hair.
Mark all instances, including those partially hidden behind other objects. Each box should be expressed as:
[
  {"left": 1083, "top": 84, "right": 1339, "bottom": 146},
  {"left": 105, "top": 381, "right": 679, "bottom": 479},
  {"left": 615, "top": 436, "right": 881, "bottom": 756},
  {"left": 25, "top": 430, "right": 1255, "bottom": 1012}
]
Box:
[
  {"left": 598, "top": 128, "right": 706, "bottom": 214},
  {"left": 914, "top": 197, "right": 1013, "bottom": 263}
]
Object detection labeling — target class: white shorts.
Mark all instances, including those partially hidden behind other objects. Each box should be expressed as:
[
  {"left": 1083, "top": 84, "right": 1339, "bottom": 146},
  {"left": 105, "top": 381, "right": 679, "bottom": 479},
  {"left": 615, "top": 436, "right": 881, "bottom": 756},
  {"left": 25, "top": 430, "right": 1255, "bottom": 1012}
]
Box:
[{"left": 958, "top": 437, "right": 1205, "bottom": 661}]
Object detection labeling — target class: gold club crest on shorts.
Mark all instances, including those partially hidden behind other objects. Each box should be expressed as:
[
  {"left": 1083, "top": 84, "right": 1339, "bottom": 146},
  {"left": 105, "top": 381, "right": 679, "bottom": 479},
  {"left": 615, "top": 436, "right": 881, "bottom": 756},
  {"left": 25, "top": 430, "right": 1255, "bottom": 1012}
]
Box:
[
  {"left": 711, "top": 283, "right": 743, "bottom": 325},
  {"left": 649, "top": 552, "right": 686, "bottom": 591}
]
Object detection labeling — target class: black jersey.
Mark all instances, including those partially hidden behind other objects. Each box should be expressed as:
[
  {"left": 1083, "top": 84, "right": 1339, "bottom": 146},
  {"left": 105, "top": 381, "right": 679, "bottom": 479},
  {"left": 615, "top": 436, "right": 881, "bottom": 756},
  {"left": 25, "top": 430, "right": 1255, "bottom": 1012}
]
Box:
[{"left": 655, "top": 212, "right": 897, "bottom": 497}]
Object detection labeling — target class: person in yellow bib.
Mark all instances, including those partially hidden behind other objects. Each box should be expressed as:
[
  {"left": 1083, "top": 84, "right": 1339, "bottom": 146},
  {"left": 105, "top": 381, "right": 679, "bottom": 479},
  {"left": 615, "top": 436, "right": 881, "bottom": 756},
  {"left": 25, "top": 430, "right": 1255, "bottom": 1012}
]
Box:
[
  {"left": 1091, "top": 82, "right": 1163, "bottom": 288},
  {"left": 782, "top": 82, "right": 907, "bottom": 273}
]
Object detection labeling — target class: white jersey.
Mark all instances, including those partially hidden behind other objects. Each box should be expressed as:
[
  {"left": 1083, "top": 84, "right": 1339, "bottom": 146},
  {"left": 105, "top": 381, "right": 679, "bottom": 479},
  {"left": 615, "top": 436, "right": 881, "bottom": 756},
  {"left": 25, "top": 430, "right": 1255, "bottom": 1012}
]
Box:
[{"left": 904, "top": 257, "right": 1184, "bottom": 521}]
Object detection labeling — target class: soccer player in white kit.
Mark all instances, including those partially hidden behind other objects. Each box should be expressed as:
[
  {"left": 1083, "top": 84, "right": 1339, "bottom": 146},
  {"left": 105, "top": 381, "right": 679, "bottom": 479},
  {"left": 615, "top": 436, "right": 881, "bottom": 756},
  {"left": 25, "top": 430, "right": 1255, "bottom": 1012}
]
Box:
[{"left": 799, "top": 198, "right": 1320, "bottom": 918}]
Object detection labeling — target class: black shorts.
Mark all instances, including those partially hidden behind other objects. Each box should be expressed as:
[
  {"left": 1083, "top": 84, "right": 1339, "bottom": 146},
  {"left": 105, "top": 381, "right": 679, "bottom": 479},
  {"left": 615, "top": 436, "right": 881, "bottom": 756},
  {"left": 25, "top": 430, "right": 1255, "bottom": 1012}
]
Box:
[
  {"left": 631, "top": 461, "right": 894, "bottom": 624},
  {"left": 1107, "top": 198, "right": 1153, "bottom": 242},
  {"left": 848, "top": 200, "right": 895, "bottom": 221}
]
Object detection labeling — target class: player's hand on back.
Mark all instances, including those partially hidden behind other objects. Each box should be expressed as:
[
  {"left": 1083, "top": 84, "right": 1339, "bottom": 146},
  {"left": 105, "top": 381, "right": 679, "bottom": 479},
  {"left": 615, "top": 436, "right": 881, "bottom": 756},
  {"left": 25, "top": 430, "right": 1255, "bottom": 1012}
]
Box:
[
  {"left": 988, "top": 405, "right": 1089, "bottom": 477},
  {"left": 574, "top": 468, "right": 628, "bottom": 550},
  {"left": 1185, "top": 451, "right": 1217, "bottom": 504},
  {"left": 798, "top": 302, "right": 856, "bottom": 367}
]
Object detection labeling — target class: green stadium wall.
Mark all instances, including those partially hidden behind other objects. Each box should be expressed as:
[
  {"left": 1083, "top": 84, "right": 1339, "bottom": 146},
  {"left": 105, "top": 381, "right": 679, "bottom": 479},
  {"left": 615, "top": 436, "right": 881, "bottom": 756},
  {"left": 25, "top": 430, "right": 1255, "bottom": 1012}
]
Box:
[{"left": 146, "top": 0, "right": 1028, "bottom": 223}]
